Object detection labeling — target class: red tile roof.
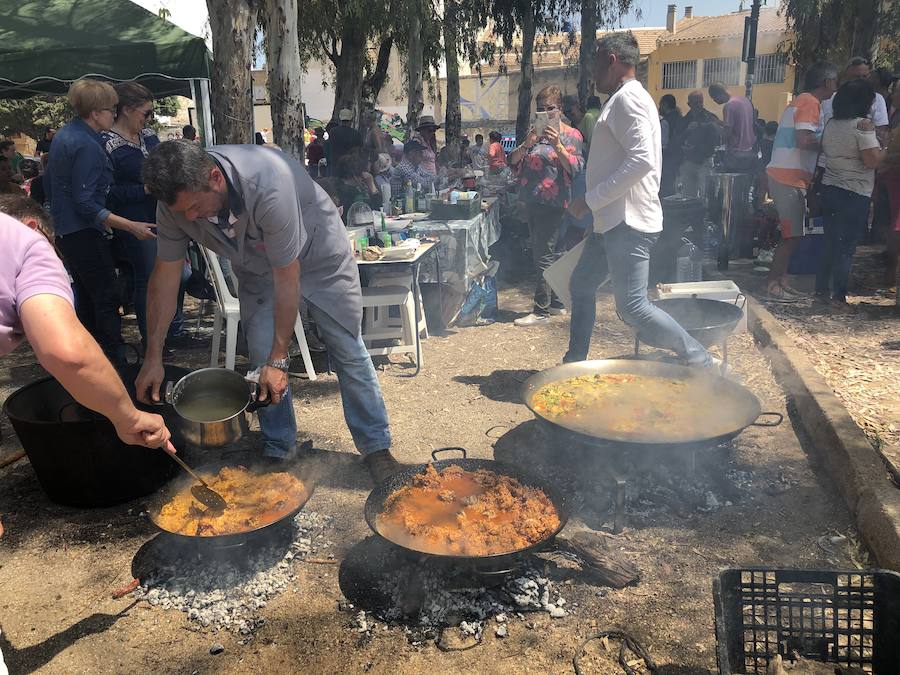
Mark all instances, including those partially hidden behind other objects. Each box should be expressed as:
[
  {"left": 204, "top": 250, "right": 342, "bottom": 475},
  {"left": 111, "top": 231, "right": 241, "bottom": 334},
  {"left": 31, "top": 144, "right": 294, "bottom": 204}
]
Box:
[
  {"left": 657, "top": 7, "right": 787, "bottom": 44},
  {"left": 598, "top": 27, "right": 668, "bottom": 56}
]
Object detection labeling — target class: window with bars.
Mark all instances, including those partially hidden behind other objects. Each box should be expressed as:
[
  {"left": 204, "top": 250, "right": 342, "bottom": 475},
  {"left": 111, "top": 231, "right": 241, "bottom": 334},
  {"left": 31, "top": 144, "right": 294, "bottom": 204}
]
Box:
[
  {"left": 703, "top": 57, "right": 741, "bottom": 86},
  {"left": 662, "top": 60, "right": 697, "bottom": 89},
  {"left": 756, "top": 53, "right": 787, "bottom": 84}
]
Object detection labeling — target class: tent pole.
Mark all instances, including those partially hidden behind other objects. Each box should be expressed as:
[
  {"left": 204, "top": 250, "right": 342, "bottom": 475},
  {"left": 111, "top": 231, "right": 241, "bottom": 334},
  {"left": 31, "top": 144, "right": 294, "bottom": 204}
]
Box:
[{"left": 190, "top": 78, "right": 215, "bottom": 147}]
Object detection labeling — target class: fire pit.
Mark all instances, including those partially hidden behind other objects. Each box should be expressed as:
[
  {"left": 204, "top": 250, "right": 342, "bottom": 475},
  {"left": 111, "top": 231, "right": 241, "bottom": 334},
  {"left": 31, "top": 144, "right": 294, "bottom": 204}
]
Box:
[
  {"left": 130, "top": 510, "right": 332, "bottom": 637},
  {"left": 338, "top": 535, "right": 570, "bottom": 648}
]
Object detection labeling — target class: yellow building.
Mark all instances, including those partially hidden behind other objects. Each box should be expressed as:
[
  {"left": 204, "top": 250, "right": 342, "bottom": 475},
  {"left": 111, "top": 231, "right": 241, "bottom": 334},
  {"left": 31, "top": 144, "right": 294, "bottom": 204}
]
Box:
[{"left": 646, "top": 5, "right": 795, "bottom": 123}]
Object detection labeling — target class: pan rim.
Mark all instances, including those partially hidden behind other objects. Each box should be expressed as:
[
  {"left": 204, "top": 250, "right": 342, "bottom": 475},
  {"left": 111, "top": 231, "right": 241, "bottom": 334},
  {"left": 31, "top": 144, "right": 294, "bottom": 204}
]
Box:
[{"left": 520, "top": 358, "right": 763, "bottom": 446}]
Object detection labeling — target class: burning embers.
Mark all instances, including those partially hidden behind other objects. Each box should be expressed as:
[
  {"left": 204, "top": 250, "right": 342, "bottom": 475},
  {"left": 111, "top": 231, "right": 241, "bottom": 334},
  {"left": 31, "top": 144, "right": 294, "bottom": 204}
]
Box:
[{"left": 337, "top": 535, "right": 570, "bottom": 647}]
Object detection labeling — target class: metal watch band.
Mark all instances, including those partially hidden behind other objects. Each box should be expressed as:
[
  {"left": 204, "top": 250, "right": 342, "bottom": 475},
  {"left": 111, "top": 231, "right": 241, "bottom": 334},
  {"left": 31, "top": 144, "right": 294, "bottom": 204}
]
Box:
[{"left": 265, "top": 358, "right": 291, "bottom": 372}]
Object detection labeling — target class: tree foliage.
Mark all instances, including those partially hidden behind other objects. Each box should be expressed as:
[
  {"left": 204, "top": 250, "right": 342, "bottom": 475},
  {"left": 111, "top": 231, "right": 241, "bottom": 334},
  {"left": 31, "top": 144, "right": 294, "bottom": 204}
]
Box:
[
  {"left": 782, "top": 0, "right": 900, "bottom": 82},
  {"left": 487, "top": 0, "right": 576, "bottom": 140},
  {"left": 296, "top": 0, "right": 401, "bottom": 122},
  {"left": 0, "top": 97, "right": 71, "bottom": 138}
]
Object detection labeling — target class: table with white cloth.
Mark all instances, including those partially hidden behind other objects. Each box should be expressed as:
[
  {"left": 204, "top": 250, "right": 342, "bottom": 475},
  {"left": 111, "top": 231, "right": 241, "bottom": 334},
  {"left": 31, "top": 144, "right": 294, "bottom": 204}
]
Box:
[{"left": 410, "top": 197, "right": 502, "bottom": 324}]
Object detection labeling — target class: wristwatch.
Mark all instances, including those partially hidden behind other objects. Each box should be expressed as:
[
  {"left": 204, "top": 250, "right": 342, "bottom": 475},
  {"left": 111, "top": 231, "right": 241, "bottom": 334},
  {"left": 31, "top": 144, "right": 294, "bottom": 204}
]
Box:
[{"left": 265, "top": 357, "right": 291, "bottom": 372}]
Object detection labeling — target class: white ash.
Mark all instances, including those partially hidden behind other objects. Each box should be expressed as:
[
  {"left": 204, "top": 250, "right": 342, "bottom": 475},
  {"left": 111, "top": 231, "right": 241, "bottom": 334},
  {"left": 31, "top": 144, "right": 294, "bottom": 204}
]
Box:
[{"left": 134, "top": 511, "right": 332, "bottom": 635}]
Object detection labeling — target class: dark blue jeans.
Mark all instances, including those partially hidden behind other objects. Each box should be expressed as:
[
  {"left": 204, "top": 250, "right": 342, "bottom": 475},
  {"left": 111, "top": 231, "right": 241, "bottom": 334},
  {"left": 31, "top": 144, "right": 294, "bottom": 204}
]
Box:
[
  {"left": 816, "top": 184, "right": 869, "bottom": 301},
  {"left": 564, "top": 224, "right": 710, "bottom": 366},
  {"left": 238, "top": 273, "right": 391, "bottom": 458}
]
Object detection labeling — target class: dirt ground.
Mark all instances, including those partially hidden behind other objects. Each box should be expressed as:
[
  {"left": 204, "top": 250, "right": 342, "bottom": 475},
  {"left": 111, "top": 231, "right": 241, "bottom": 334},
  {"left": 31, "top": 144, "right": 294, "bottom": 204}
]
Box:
[
  {"left": 0, "top": 279, "right": 863, "bottom": 675},
  {"left": 725, "top": 245, "right": 900, "bottom": 479}
]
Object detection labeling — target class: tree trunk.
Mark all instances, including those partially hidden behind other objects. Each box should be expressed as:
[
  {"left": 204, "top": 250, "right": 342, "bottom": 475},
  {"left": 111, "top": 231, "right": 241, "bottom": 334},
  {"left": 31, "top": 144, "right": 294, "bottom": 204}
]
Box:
[
  {"left": 578, "top": 0, "right": 597, "bottom": 106},
  {"left": 264, "top": 0, "right": 304, "bottom": 159},
  {"left": 850, "top": 0, "right": 882, "bottom": 64},
  {"left": 443, "top": 1, "right": 461, "bottom": 149},
  {"left": 516, "top": 7, "right": 536, "bottom": 143},
  {"left": 406, "top": 0, "right": 424, "bottom": 137},
  {"left": 331, "top": 17, "right": 367, "bottom": 126},
  {"left": 206, "top": 0, "right": 258, "bottom": 144},
  {"left": 363, "top": 36, "right": 395, "bottom": 103}
]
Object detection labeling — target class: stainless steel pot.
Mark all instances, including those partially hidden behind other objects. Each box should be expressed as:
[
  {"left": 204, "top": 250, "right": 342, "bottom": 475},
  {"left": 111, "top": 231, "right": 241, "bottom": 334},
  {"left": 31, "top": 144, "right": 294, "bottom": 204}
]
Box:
[{"left": 164, "top": 368, "right": 269, "bottom": 448}]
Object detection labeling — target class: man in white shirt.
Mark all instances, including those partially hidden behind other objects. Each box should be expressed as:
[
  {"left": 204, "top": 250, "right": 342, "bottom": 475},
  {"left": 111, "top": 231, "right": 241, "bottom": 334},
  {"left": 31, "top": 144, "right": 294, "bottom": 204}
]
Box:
[
  {"left": 821, "top": 57, "right": 890, "bottom": 142},
  {"left": 565, "top": 33, "right": 711, "bottom": 367}
]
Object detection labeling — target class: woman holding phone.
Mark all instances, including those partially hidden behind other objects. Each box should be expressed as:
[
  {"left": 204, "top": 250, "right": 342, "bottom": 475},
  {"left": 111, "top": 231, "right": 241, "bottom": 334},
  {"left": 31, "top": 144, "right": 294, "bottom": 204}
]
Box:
[{"left": 508, "top": 85, "right": 585, "bottom": 327}]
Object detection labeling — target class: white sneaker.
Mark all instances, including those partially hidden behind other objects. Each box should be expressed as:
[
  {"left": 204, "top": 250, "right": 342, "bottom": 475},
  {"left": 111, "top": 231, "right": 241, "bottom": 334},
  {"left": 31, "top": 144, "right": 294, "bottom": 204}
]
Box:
[
  {"left": 548, "top": 306, "right": 568, "bottom": 316},
  {"left": 514, "top": 313, "right": 549, "bottom": 327}
]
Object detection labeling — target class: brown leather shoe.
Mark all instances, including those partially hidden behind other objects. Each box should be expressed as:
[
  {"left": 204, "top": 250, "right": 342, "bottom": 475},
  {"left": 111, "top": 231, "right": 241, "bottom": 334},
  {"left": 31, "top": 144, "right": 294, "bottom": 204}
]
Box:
[{"left": 364, "top": 449, "right": 401, "bottom": 484}]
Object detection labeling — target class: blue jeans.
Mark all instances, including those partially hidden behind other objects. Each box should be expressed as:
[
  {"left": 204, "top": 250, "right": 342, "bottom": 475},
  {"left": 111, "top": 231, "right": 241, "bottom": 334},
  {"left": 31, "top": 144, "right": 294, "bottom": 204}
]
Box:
[
  {"left": 816, "top": 184, "right": 869, "bottom": 301},
  {"left": 241, "top": 288, "right": 391, "bottom": 458},
  {"left": 118, "top": 232, "right": 189, "bottom": 340},
  {"left": 564, "top": 223, "right": 710, "bottom": 366}
]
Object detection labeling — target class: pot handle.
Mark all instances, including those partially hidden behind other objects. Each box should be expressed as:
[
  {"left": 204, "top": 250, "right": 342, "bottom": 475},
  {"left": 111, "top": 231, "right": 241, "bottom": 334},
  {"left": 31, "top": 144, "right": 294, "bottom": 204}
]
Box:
[
  {"left": 244, "top": 375, "right": 273, "bottom": 412},
  {"left": 163, "top": 381, "right": 175, "bottom": 406},
  {"left": 431, "top": 447, "right": 467, "bottom": 461},
  {"left": 247, "top": 397, "right": 272, "bottom": 413},
  {"left": 734, "top": 292, "right": 747, "bottom": 309},
  {"left": 751, "top": 412, "right": 783, "bottom": 427}
]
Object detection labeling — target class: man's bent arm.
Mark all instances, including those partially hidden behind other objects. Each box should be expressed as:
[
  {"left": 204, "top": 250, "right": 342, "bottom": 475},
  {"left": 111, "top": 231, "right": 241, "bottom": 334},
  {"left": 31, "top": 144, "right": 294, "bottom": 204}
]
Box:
[
  {"left": 270, "top": 258, "right": 301, "bottom": 361},
  {"left": 144, "top": 258, "right": 185, "bottom": 361}
]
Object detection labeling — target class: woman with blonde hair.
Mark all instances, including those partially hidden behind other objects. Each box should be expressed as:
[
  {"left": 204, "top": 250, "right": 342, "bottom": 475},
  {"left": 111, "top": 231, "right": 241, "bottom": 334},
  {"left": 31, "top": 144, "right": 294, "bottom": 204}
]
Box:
[{"left": 46, "top": 78, "right": 155, "bottom": 366}]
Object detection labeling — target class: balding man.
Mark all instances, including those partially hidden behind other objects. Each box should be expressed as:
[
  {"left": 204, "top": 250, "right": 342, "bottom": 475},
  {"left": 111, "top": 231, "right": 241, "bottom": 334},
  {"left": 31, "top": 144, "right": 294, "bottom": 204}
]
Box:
[
  {"left": 677, "top": 91, "right": 720, "bottom": 199},
  {"left": 708, "top": 82, "right": 757, "bottom": 172}
]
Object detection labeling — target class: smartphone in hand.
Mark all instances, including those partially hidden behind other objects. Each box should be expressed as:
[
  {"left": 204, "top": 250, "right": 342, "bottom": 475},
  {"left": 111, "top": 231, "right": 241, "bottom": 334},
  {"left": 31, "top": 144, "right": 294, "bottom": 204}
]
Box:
[{"left": 532, "top": 110, "right": 560, "bottom": 140}]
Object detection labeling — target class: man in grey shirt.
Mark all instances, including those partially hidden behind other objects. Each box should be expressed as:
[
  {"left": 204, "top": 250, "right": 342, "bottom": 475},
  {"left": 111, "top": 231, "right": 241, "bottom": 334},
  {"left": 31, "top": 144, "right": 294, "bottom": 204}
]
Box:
[{"left": 134, "top": 141, "right": 398, "bottom": 482}]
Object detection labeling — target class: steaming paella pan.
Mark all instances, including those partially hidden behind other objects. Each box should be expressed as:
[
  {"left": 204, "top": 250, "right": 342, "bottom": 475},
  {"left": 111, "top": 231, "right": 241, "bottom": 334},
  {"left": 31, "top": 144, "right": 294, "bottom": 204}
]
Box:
[
  {"left": 365, "top": 448, "right": 569, "bottom": 562},
  {"left": 148, "top": 463, "right": 312, "bottom": 545},
  {"left": 522, "top": 359, "right": 781, "bottom": 450}
]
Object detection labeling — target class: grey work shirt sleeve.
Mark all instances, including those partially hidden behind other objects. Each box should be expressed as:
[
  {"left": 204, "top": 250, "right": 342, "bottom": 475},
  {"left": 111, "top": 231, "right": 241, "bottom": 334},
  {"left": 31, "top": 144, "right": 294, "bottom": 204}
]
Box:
[
  {"left": 249, "top": 166, "right": 303, "bottom": 268},
  {"left": 155, "top": 203, "right": 191, "bottom": 262}
]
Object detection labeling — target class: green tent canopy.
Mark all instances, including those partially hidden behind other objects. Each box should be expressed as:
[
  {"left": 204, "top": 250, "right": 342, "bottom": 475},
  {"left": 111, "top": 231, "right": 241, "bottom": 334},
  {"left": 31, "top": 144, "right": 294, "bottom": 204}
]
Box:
[{"left": 0, "top": 0, "right": 212, "bottom": 99}]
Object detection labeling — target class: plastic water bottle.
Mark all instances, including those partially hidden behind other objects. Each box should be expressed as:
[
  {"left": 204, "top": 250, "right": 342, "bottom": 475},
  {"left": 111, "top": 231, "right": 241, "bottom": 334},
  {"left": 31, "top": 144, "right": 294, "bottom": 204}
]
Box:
[
  {"left": 701, "top": 222, "right": 719, "bottom": 264},
  {"left": 676, "top": 238, "right": 702, "bottom": 282}
]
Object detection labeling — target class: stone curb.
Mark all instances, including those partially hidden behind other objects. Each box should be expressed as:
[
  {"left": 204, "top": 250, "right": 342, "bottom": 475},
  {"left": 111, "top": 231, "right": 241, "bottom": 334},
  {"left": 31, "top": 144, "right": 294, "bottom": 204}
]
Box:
[{"left": 747, "top": 296, "right": 900, "bottom": 570}]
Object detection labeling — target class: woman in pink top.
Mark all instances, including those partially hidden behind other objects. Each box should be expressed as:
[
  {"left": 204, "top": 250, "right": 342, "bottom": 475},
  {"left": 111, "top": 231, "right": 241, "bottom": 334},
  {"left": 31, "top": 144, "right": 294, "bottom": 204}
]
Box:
[
  {"left": 487, "top": 130, "right": 507, "bottom": 172},
  {"left": 0, "top": 197, "right": 173, "bottom": 453}
]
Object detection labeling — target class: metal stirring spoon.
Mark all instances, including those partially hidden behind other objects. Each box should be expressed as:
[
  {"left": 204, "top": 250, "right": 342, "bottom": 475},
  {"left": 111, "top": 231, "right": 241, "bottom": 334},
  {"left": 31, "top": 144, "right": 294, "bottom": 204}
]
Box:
[{"left": 165, "top": 449, "right": 229, "bottom": 512}]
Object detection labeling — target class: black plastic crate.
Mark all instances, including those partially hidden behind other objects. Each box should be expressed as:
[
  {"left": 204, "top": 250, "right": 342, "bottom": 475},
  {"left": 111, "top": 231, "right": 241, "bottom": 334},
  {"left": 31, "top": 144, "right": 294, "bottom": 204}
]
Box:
[{"left": 713, "top": 568, "right": 900, "bottom": 674}]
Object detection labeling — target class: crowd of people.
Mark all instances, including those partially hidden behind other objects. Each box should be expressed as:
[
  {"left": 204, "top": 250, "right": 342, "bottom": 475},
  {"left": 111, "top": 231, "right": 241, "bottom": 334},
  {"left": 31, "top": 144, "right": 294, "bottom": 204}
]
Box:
[
  {"left": 2, "top": 41, "right": 899, "bottom": 496},
  {"left": 306, "top": 109, "right": 509, "bottom": 221},
  {"left": 763, "top": 57, "right": 900, "bottom": 304}
]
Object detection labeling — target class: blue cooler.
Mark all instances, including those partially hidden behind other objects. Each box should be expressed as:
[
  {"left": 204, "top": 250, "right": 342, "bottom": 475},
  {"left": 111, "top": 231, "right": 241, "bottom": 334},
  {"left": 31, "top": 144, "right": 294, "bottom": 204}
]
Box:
[{"left": 788, "top": 233, "right": 824, "bottom": 275}]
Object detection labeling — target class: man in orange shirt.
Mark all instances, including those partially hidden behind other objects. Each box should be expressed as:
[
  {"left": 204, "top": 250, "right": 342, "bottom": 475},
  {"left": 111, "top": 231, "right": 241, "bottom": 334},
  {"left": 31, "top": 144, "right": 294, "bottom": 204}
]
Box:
[{"left": 764, "top": 62, "right": 838, "bottom": 302}]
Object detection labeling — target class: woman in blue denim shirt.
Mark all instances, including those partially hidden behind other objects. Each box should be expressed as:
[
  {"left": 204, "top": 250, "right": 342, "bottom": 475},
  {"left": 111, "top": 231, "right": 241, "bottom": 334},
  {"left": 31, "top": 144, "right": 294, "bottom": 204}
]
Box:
[
  {"left": 102, "top": 82, "right": 194, "bottom": 349},
  {"left": 46, "top": 79, "right": 156, "bottom": 366}
]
